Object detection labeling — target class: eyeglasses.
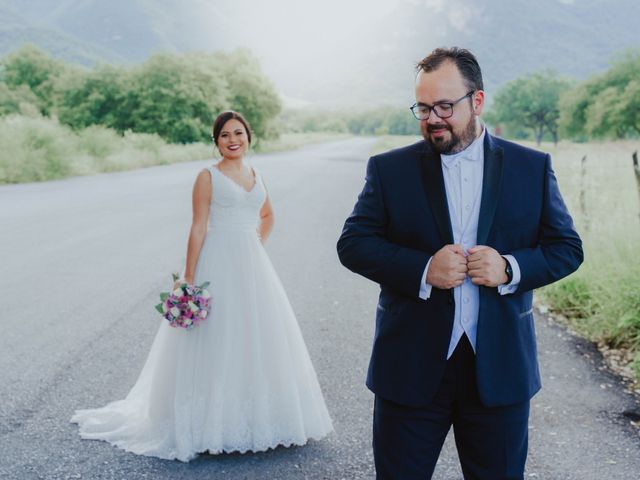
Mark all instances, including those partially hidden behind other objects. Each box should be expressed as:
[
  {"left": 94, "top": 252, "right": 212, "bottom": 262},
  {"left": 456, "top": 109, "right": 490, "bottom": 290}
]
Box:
[{"left": 410, "top": 91, "right": 475, "bottom": 121}]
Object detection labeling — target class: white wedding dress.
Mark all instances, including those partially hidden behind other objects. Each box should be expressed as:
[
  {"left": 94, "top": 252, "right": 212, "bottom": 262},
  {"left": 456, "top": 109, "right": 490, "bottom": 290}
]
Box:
[{"left": 71, "top": 164, "right": 333, "bottom": 462}]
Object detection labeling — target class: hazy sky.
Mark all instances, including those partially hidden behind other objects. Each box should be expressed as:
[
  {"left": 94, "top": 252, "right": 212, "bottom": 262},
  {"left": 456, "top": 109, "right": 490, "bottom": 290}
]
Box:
[
  {"left": 199, "top": 0, "right": 586, "bottom": 105},
  {"left": 204, "top": 0, "right": 405, "bottom": 98},
  {"left": 11, "top": 0, "right": 636, "bottom": 106}
]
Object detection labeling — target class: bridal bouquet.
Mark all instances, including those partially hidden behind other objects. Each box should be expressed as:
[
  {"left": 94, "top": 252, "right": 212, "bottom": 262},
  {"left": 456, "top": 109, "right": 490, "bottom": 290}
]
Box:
[{"left": 155, "top": 273, "right": 211, "bottom": 329}]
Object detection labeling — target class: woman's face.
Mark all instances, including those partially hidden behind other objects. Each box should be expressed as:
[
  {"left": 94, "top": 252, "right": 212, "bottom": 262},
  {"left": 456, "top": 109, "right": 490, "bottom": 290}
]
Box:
[{"left": 217, "top": 119, "right": 249, "bottom": 159}]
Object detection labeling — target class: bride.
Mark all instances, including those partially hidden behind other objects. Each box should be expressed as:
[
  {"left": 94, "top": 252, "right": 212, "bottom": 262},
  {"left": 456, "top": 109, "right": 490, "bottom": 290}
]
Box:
[{"left": 71, "top": 111, "right": 333, "bottom": 462}]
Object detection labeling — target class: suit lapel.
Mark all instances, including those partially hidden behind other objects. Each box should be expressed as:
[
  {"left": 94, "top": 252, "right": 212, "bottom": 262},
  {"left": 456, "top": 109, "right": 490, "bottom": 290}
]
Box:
[
  {"left": 420, "top": 145, "right": 454, "bottom": 245},
  {"left": 477, "top": 134, "right": 504, "bottom": 246}
]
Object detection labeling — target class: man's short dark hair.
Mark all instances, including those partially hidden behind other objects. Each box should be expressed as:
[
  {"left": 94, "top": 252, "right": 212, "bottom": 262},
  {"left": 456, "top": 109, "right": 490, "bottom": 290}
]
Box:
[{"left": 416, "top": 47, "right": 484, "bottom": 92}]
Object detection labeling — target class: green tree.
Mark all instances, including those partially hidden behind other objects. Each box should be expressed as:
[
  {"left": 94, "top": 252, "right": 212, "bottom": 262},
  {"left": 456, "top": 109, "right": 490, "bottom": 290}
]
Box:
[
  {"left": 487, "top": 70, "right": 572, "bottom": 145},
  {"left": 618, "top": 79, "right": 640, "bottom": 135},
  {"left": 560, "top": 50, "right": 640, "bottom": 139},
  {"left": 55, "top": 65, "right": 133, "bottom": 132},
  {"left": 0, "top": 83, "right": 39, "bottom": 116},
  {"left": 0, "top": 46, "right": 284, "bottom": 144},
  {"left": 557, "top": 83, "right": 593, "bottom": 140},
  {"left": 215, "top": 49, "right": 282, "bottom": 141},
  {"left": 126, "top": 53, "right": 230, "bottom": 143},
  {"left": 385, "top": 108, "right": 420, "bottom": 135},
  {"left": 345, "top": 107, "right": 419, "bottom": 136},
  {"left": 1, "top": 44, "right": 69, "bottom": 115}
]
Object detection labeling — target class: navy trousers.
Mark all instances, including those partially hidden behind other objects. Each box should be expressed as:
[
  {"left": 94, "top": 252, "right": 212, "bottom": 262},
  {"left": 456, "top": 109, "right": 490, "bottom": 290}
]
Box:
[{"left": 373, "top": 335, "right": 529, "bottom": 479}]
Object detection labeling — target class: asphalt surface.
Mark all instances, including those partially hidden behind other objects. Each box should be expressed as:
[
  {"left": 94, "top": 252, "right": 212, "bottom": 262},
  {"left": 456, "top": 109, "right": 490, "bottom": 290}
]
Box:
[{"left": 1, "top": 137, "right": 639, "bottom": 479}]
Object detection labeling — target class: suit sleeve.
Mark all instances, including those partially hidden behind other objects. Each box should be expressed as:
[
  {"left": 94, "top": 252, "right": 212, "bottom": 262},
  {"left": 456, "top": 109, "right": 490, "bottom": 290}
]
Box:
[
  {"left": 510, "top": 154, "right": 583, "bottom": 292},
  {"left": 337, "top": 156, "right": 431, "bottom": 298}
]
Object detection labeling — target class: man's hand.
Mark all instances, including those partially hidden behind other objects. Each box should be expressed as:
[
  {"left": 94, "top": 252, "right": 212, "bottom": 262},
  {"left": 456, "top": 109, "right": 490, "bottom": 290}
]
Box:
[
  {"left": 426, "top": 244, "right": 468, "bottom": 289},
  {"left": 467, "top": 245, "right": 508, "bottom": 287}
]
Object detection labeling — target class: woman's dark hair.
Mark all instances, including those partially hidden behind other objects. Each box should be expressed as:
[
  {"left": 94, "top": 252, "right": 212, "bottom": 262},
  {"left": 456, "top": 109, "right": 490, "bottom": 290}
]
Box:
[
  {"left": 211, "top": 111, "right": 253, "bottom": 146},
  {"left": 416, "top": 47, "right": 484, "bottom": 91}
]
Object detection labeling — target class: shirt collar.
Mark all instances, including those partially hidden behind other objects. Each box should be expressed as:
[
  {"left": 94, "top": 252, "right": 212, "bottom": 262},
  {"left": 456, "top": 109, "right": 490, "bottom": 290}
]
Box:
[{"left": 441, "top": 126, "right": 486, "bottom": 169}]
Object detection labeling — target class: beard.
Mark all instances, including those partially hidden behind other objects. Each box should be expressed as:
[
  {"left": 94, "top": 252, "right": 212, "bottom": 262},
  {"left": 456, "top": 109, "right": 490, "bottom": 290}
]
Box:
[{"left": 423, "top": 115, "right": 478, "bottom": 155}]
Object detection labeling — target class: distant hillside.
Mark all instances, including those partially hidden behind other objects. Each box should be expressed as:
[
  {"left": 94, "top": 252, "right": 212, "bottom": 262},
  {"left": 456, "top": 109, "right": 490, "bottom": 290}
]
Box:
[
  {"left": 0, "top": 0, "right": 238, "bottom": 63},
  {"left": 0, "top": 1, "right": 123, "bottom": 65},
  {"left": 301, "top": 0, "right": 640, "bottom": 105},
  {"left": 0, "top": 0, "right": 638, "bottom": 105}
]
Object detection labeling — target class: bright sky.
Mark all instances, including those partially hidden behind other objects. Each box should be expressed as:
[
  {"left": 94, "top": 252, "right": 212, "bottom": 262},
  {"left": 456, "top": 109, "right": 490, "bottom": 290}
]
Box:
[
  {"left": 214, "top": 0, "right": 404, "bottom": 55},
  {"left": 193, "top": 0, "right": 585, "bottom": 104},
  {"left": 203, "top": 0, "right": 409, "bottom": 102}
]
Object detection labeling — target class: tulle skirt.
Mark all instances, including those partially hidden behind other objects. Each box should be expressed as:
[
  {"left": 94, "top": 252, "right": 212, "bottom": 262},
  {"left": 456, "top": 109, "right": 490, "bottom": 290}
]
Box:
[{"left": 71, "top": 227, "right": 333, "bottom": 462}]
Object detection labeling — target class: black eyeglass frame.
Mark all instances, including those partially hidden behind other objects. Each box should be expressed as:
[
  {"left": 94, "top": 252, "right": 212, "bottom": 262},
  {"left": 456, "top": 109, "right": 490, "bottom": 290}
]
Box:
[{"left": 409, "top": 90, "right": 475, "bottom": 120}]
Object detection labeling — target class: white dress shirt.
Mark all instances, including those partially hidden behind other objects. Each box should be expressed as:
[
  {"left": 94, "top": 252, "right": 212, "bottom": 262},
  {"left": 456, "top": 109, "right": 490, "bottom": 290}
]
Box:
[{"left": 418, "top": 128, "right": 521, "bottom": 358}]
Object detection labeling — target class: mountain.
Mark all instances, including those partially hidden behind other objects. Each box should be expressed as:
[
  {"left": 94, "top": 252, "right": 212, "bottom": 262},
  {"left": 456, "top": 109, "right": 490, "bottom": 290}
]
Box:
[
  {"left": 0, "top": 0, "right": 243, "bottom": 63},
  {"left": 295, "top": 0, "right": 640, "bottom": 106},
  {"left": 0, "top": 0, "right": 124, "bottom": 65},
  {"left": 0, "top": 0, "right": 638, "bottom": 106}
]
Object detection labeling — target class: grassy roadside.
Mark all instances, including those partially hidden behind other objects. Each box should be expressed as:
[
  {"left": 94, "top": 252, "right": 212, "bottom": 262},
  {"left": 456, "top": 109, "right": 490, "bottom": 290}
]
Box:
[
  {"left": 537, "top": 140, "right": 640, "bottom": 383},
  {"left": 372, "top": 135, "right": 640, "bottom": 383},
  {"left": 255, "top": 132, "right": 352, "bottom": 154},
  {"left": 0, "top": 114, "right": 350, "bottom": 184}
]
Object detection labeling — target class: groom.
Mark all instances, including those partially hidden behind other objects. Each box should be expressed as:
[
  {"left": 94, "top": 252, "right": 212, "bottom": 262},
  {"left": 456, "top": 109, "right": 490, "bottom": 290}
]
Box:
[{"left": 337, "top": 47, "right": 583, "bottom": 479}]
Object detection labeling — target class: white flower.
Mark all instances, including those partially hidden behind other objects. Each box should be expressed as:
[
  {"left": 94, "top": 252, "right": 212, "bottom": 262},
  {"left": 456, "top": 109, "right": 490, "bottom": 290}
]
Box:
[
  {"left": 188, "top": 301, "right": 198, "bottom": 312},
  {"left": 172, "top": 288, "right": 183, "bottom": 297},
  {"left": 162, "top": 303, "right": 168, "bottom": 313},
  {"left": 201, "top": 289, "right": 211, "bottom": 299},
  {"left": 170, "top": 306, "right": 180, "bottom": 317}
]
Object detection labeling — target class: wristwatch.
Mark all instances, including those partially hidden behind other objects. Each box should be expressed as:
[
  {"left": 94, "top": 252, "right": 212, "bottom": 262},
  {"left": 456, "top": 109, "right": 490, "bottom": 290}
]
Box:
[{"left": 503, "top": 257, "right": 513, "bottom": 284}]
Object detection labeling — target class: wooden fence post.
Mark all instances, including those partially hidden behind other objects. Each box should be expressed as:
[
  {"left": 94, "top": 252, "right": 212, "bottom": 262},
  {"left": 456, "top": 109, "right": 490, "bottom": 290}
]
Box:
[
  {"left": 633, "top": 151, "right": 640, "bottom": 221},
  {"left": 580, "top": 155, "right": 588, "bottom": 230}
]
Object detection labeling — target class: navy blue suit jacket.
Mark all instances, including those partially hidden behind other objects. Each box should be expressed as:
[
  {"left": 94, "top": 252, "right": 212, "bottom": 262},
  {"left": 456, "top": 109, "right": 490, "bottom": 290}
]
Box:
[{"left": 337, "top": 134, "right": 583, "bottom": 407}]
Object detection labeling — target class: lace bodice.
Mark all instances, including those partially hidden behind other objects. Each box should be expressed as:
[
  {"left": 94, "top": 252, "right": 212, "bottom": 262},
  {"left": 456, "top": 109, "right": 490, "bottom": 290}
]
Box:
[{"left": 207, "top": 164, "right": 266, "bottom": 232}]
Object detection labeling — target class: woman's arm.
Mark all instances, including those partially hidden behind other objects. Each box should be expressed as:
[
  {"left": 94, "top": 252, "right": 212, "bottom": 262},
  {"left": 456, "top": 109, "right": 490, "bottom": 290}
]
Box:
[
  {"left": 182, "top": 169, "right": 212, "bottom": 284},
  {"left": 258, "top": 195, "right": 274, "bottom": 243}
]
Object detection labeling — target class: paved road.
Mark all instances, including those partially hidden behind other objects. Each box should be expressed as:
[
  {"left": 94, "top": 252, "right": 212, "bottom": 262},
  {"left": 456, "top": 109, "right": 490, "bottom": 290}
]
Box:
[{"left": 1, "top": 138, "right": 639, "bottom": 479}]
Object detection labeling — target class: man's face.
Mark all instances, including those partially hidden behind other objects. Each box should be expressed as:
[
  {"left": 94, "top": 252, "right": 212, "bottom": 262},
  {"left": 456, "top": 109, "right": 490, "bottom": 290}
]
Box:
[{"left": 415, "top": 61, "right": 484, "bottom": 154}]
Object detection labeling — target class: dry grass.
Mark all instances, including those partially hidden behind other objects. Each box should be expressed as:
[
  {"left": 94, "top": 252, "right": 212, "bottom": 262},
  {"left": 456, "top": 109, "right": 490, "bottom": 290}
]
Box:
[{"left": 0, "top": 114, "right": 350, "bottom": 184}]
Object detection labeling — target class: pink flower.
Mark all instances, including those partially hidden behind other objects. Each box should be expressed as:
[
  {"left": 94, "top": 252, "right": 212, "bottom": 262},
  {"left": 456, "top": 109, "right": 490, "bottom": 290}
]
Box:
[{"left": 156, "top": 275, "right": 211, "bottom": 329}]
